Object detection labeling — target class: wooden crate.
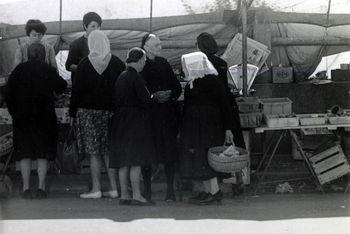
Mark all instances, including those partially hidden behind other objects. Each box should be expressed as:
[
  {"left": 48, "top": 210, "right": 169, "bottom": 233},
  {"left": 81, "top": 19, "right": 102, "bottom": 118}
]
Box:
[
  {"left": 239, "top": 112, "right": 262, "bottom": 128},
  {"left": 265, "top": 114, "right": 299, "bottom": 128},
  {"left": 236, "top": 97, "right": 261, "bottom": 113},
  {"left": 309, "top": 145, "right": 350, "bottom": 184},
  {"left": 298, "top": 114, "right": 327, "bottom": 126}
]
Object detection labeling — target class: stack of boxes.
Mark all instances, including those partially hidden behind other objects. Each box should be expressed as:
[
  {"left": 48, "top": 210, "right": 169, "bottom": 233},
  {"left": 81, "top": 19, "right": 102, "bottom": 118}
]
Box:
[{"left": 236, "top": 97, "right": 263, "bottom": 128}]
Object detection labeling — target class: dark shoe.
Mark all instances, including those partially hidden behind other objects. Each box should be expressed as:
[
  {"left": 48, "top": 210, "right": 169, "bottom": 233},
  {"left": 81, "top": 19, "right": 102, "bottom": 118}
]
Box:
[
  {"left": 165, "top": 192, "right": 176, "bottom": 202},
  {"left": 131, "top": 199, "right": 155, "bottom": 206},
  {"left": 119, "top": 199, "right": 132, "bottom": 205},
  {"left": 188, "top": 192, "right": 210, "bottom": 203},
  {"left": 232, "top": 183, "right": 245, "bottom": 196},
  {"left": 143, "top": 188, "right": 152, "bottom": 202},
  {"left": 35, "top": 189, "right": 47, "bottom": 199},
  {"left": 196, "top": 190, "right": 223, "bottom": 205},
  {"left": 21, "top": 189, "right": 32, "bottom": 199}
]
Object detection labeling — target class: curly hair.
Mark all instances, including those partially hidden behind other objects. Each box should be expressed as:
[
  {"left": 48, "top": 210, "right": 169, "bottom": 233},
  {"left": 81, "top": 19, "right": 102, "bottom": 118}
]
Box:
[{"left": 25, "top": 19, "right": 47, "bottom": 36}]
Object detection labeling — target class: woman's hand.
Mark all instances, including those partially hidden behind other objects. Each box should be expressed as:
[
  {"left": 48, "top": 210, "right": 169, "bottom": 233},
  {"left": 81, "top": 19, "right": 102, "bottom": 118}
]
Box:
[
  {"left": 225, "top": 130, "right": 234, "bottom": 145},
  {"left": 152, "top": 90, "right": 172, "bottom": 103}
]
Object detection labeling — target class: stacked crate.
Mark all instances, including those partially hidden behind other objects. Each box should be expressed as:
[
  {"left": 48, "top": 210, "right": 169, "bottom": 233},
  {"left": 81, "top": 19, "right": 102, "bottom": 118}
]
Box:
[{"left": 236, "top": 97, "right": 262, "bottom": 128}]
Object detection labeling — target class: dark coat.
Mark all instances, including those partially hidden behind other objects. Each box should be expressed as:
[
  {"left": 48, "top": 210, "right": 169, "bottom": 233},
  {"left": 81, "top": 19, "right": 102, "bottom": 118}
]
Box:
[
  {"left": 180, "top": 75, "right": 233, "bottom": 180},
  {"left": 206, "top": 54, "right": 245, "bottom": 149},
  {"left": 69, "top": 55, "right": 126, "bottom": 118},
  {"left": 5, "top": 61, "right": 67, "bottom": 160},
  {"left": 65, "top": 36, "right": 89, "bottom": 84},
  {"left": 141, "top": 57, "right": 182, "bottom": 163},
  {"left": 109, "top": 67, "right": 155, "bottom": 168}
]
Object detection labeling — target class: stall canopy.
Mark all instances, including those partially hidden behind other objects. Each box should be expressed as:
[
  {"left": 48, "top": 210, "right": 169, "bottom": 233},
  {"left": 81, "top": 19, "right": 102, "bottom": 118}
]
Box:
[{"left": 1, "top": 0, "right": 350, "bottom": 80}]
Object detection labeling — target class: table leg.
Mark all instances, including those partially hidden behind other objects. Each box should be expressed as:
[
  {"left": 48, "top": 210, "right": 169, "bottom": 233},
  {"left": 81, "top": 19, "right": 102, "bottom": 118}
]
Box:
[
  {"left": 256, "top": 131, "right": 277, "bottom": 174},
  {"left": 254, "top": 130, "right": 285, "bottom": 195},
  {"left": 289, "top": 130, "right": 324, "bottom": 193}
]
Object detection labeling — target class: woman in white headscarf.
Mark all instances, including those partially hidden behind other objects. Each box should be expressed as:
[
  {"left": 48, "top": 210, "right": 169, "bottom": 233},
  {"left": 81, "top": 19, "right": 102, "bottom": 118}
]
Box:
[
  {"left": 69, "top": 30, "right": 125, "bottom": 199},
  {"left": 180, "top": 51, "right": 234, "bottom": 205}
]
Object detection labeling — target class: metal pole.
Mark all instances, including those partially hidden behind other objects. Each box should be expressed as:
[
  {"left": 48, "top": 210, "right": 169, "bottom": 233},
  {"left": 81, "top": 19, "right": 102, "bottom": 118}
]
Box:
[
  {"left": 242, "top": 0, "right": 248, "bottom": 96},
  {"left": 149, "top": 0, "right": 153, "bottom": 33},
  {"left": 59, "top": 0, "right": 62, "bottom": 36}
]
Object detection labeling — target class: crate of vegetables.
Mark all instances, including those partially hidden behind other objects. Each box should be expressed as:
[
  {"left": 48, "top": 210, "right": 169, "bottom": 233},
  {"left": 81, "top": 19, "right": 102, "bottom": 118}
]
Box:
[
  {"left": 328, "top": 110, "right": 350, "bottom": 125},
  {"left": 235, "top": 97, "right": 261, "bottom": 113},
  {"left": 265, "top": 114, "right": 299, "bottom": 128},
  {"left": 298, "top": 114, "right": 327, "bottom": 126}
]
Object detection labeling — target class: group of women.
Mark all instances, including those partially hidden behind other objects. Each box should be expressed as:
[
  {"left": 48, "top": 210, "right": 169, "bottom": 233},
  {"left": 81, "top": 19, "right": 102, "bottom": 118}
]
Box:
[{"left": 5, "top": 12, "right": 244, "bottom": 205}]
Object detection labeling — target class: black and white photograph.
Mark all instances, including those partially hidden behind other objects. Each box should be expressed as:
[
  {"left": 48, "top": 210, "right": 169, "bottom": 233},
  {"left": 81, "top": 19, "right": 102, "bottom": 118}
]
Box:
[{"left": 0, "top": 0, "right": 350, "bottom": 233}]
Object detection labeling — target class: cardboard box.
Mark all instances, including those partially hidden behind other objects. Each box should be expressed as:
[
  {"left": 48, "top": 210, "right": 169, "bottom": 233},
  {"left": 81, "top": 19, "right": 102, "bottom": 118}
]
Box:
[
  {"left": 272, "top": 67, "right": 293, "bottom": 83},
  {"left": 331, "top": 69, "right": 350, "bottom": 81}
]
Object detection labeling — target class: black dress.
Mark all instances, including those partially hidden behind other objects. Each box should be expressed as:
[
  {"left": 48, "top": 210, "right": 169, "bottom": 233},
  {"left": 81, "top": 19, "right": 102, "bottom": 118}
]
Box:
[
  {"left": 180, "top": 75, "right": 233, "bottom": 180},
  {"left": 141, "top": 57, "right": 182, "bottom": 163},
  {"left": 206, "top": 54, "right": 245, "bottom": 149},
  {"left": 5, "top": 61, "right": 67, "bottom": 161},
  {"left": 109, "top": 67, "right": 155, "bottom": 168}
]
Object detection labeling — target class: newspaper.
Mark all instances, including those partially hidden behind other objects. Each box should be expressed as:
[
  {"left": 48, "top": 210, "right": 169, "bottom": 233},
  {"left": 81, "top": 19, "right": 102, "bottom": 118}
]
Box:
[{"left": 221, "top": 33, "right": 271, "bottom": 69}]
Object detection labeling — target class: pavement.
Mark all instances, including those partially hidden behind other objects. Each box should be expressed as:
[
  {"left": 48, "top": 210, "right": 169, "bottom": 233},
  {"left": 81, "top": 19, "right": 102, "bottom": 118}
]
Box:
[
  {"left": 1, "top": 173, "right": 350, "bottom": 234},
  {"left": 1, "top": 193, "right": 349, "bottom": 234}
]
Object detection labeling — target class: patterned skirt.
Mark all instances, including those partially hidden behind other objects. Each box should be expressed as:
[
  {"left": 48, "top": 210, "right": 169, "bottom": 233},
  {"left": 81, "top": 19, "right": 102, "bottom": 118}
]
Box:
[{"left": 76, "top": 109, "right": 112, "bottom": 156}]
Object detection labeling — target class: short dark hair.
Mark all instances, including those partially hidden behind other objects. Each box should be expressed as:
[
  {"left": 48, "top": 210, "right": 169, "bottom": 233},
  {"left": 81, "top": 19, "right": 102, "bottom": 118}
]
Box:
[
  {"left": 196, "top": 32, "right": 218, "bottom": 55},
  {"left": 141, "top": 33, "right": 151, "bottom": 49},
  {"left": 25, "top": 19, "right": 47, "bottom": 36},
  {"left": 27, "top": 43, "right": 46, "bottom": 62},
  {"left": 83, "top": 12, "right": 102, "bottom": 29},
  {"left": 126, "top": 47, "right": 145, "bottom": 63}
]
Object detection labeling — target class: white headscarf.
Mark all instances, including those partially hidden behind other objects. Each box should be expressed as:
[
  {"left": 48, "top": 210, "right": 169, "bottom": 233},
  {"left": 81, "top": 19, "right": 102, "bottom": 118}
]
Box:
[
  {"left": 181, "top": 51, "right": 218, "bottom": 88},
  {"left": 88, "top": 30, "right": 112, "bottom": 75}
]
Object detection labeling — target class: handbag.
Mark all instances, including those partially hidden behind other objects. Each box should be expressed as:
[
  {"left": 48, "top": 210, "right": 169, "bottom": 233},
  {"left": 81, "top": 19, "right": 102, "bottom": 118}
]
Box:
[{"left": 57, "top": 125, "right": 83, "bottom": 174}]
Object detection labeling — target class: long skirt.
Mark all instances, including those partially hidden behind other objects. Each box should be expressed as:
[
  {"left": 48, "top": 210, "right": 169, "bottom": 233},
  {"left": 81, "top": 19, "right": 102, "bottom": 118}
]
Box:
[
  {"left": 150, "top": 103, "right": 180, "bottom": 164},
  {"left": 109, "top": 107, "right": 155, "bottom": 168},
  {"left": 179, "top": 105, "right": 225, "bottom": 180}
]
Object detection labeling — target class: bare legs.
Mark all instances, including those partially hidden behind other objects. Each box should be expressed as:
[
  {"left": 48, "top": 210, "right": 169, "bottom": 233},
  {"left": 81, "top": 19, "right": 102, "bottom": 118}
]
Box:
[
  {"left": 119, "top": 166, "right": 146, "bottom": 202},
  {"left": 37, "top": 159, "right": 48, "bottom": 190},
  {"left": 118, "top": 167, "right": 130, "bottom": 200},
  {"left": 81, "top": 154, "right": 118, "bottom": 198},
  {"left": 202, "top": 177, "right": 219, "bottom": 195},
  {"left": 20, "top": 159, "right": 31, "bottom": 191},
  {"left": 20, "top": 158, "right": 48, "bottom": 191},
  {"left": 103, "top": 154, "right": 118, "bottom": 193},
  {"left": 90, "top": 154, "right": 101, "bottom": 192}
]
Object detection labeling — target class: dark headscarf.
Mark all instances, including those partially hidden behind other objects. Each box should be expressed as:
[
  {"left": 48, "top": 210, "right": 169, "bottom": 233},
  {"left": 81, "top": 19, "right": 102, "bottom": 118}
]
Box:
[
  {"left": 141, "top": 33, "right": 151, "bottom": 49},
  {"left": 27, "top": 43, "right": 46, "bottom": 62},
  {"left": 126, "top": 47, "right": 145, "bottom": 63},
  {"left": 196, "top": 32, "right": 218, "bottom": 55}
]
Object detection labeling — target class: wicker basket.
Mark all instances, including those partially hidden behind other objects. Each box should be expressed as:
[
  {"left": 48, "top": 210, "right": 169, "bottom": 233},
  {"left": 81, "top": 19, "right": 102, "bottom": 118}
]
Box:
[{"left": 207, "top": 146, "right": 249, "bottom": 173}]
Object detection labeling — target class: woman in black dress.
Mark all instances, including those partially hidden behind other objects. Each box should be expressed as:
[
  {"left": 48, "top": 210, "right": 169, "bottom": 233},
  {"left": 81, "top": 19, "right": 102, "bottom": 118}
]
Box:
[
  {"left": 69, "top": 30, "right": 125, "bottom": 199},
  {"left": 5, "top": 43, "right": 67, "bottom": 198},
  {"left": 180, "top": 51, "right": 234, "bottom": 205},
  {"left": 110, "top": 48, "right": 155, "bottom": 206},
  {"left": 140, "top": 34, "right": 182, "bottom": 202},
  {"left": 196, "top": 32, "right": 245, "bottom": 149},
  {"left": 197, "top": 32, "right": 246, "bottom": 193}
]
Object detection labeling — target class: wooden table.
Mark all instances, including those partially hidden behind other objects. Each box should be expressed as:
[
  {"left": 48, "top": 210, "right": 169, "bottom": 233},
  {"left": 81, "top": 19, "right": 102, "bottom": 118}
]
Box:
[{"left": 254, "top": 123, "right": 350, "bottom": 194}]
